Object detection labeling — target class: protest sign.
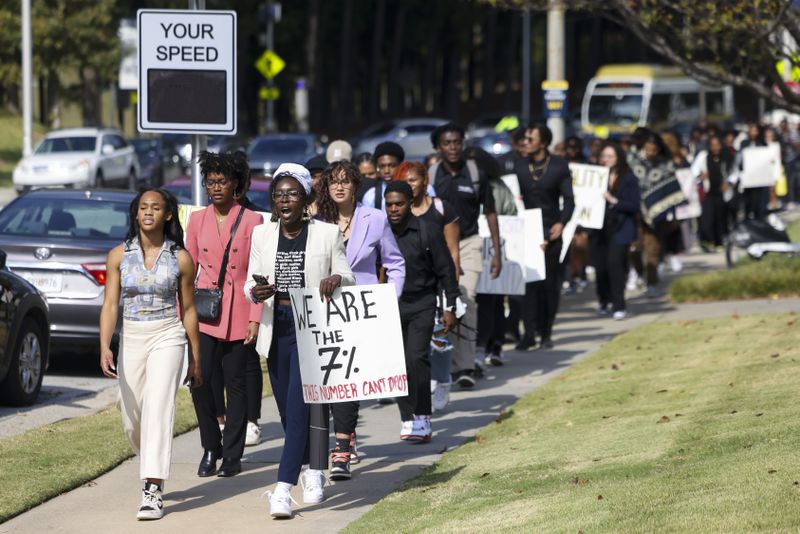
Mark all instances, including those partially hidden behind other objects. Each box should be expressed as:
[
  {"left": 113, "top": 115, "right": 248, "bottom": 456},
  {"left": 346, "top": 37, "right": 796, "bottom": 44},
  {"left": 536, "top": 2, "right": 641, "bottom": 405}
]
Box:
[
  {"left": 559, "top": 164, "right": 609, "bottom": 262},
  {"left": 568, "top": 163, "right": 609, "bottom": 230},
  {"left": 476, "top": 209, "right": 545, "bottom": 294},
  {"left": 675, "top": 168, "right": 701, "bottom": 220},
  {"left": 741, "top": 143, "right": 781, "bottom": 188},
  {"left": 288, "top": 284, "right": 407, "bottom": 404}
]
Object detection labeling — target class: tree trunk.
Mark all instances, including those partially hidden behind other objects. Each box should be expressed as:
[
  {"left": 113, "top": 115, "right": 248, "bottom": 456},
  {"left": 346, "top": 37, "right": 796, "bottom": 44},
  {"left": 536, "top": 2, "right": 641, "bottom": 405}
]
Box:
[
  {"left": 387, "top": 2, "right": 408, "bottom": 117},
  {"left": 504, "top": 11, "right": 521, "bottom": 112},
  {"left": 81, "top": 67, "right": 100, "bottom": 127},
  {"left": 368, "top": 0, "right": 387, "bottom": 121},
  {"left": 307, "top": 0, "right": 321, "bottom": 131},
  {"left": 482, "top": 9, "right": 497, "bottom": 106},
  {"left": 336, "top": 0, "right": 355, "bottom": 131}
]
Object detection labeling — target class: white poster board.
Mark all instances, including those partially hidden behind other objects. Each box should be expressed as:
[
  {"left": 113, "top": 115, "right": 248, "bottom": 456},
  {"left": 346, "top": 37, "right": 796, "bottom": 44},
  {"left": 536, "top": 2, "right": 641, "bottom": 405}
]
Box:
[
  {"left": 675, "top": 168, "right": 702, "bottom": 220},
  {"left": 568, "top": 163, "right": 609, "bottom": 230},
  {"left": 476, "top": 209, "right": 545, "bottom": 294},
  {"left": 288, "top": 284, "right": 407, "bottom": 404},
  {"left": 741, "top": 143, "right": 781, "bottom": 188}
]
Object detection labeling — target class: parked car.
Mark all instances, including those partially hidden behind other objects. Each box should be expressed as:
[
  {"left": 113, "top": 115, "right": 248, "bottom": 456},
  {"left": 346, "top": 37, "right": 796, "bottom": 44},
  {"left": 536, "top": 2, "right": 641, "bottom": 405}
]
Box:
[
  {"left": 163, "top": 175, "right": 272, "bottom": 212},
  {"left": 466, "top": 131, "right": 512, "bottom": 155},
  {"left": 0, "top": 189, "right": 133, "bottom": 351},
  {"left": 129, "top": 137, "right": 183, "bottom": 188},
  {"left": 207, "top": 135, "right": 250, "bottom": 155},
  {"left": 247, "top": 134, "right": 322, "bottom": 178},
  {"left": 13, "top": 128, "right": 140, "bottom": 193},
  {"left": 0, "top": 248, "right": 50, "bottom": 406},
  {"left": 351, "top": 118, "right": 448, "bottom": 161},
  {"left": 466, "top": 112, "right": 521, "bottom": 140}
]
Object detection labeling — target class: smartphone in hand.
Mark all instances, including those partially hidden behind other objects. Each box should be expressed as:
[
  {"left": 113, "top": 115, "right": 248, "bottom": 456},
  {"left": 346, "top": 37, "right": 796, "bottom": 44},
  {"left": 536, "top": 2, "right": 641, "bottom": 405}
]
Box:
[{"left": 252, "top": 274, "right": 269, "bottom": 286}]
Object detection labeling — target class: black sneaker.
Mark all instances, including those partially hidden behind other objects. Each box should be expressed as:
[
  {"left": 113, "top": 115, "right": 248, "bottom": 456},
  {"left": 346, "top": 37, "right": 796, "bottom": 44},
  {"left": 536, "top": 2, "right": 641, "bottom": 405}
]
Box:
[
  {"left": 329, "top": 446, "right": 352, "bottom": 481},
  {"left": 454, "top": 370, "right": 475, "bottom": 388},
  {"left": 137, "top": 482, "right": 163, "bottom": 520},
  {"left": 515, "top": 337, "right": 536, "bottom": 351}
]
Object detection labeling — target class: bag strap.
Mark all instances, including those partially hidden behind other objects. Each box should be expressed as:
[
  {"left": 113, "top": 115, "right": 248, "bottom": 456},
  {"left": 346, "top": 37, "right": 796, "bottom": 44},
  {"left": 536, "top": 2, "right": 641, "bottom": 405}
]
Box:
[{"left": 217, "top": 207, "right": 246, "bottom": 288}]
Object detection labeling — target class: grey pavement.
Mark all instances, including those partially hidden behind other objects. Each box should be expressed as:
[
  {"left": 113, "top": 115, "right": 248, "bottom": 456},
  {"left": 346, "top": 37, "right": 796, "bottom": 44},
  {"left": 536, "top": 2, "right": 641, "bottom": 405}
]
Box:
[{"left": 2, "top": 217, "right": 800, "bottom": 532}]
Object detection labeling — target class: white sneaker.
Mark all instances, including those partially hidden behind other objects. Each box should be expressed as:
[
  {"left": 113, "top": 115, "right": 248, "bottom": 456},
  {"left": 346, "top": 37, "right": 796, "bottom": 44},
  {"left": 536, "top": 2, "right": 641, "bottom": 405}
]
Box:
[
  {"left": 612, "top": 310, "right": 627, "bottom": 321},
  {"left": 432, "top": 382, "right": 451, "bottom": 412},
  {"left": 300, "top": 468, "right": 326, "bottom": 504},
  {"left": 400, "top": 420, "right": 414, "bottom": 440},
  {"left": 669, "top": 255, "right": 683, "bottom": 273},
  {"left": 245, "top": 421, "right": 261, "bottom": 446},
  {"left": 625, "top": 269, "right": 638, "bottom": 291},
  {"left": 264, "top": 489, "right": 296, "bottom": 519},
  {"left": 136, "top": 482, "right": 163, "bottom": 520},
  {"left": 406, "top": 415, "right": 432, "bottom": 443}
]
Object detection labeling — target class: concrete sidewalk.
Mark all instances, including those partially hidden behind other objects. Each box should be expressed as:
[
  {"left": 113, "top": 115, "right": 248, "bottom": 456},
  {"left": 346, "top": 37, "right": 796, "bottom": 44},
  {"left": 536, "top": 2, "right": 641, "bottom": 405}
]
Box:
[{"left": 2, "top": 251, "right": 799, "bottom": 533}]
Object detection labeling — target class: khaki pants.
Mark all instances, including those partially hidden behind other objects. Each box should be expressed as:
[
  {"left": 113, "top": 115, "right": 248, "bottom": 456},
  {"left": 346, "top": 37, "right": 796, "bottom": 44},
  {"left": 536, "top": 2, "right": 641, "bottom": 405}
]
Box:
[
  {"left": 452, "top": 234, "right": 481, "bottom": 373},
  {"left": 118, "top": 316, "right": 186, "bottom": 481}
]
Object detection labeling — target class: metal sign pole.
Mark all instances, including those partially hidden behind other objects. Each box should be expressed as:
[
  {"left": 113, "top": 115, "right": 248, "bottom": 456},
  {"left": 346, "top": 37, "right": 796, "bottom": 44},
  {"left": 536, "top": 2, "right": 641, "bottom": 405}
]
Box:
[{"left": 189, "top": 0, "right": 207, "bottom": 206}]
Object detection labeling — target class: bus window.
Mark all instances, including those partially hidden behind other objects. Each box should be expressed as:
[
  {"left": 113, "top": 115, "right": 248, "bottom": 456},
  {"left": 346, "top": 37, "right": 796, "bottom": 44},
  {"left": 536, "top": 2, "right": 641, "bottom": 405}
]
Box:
[
  {"left": 648, "top": 94, "right": 671, "bottom": 126},
  {"left": 672, "top": 92, "right": 700, "bottom": 123},
  {"left": 706, "top": 91, "right": 726, "bottom": 117},
  {"left": 588, "top": 93, "right": 643, "bottom": 126}
]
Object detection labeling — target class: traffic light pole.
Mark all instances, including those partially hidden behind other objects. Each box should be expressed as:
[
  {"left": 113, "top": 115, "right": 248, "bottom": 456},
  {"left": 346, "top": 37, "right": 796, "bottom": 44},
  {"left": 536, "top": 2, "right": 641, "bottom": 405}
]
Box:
[{"left": 190, "top": 0, "right": 207, "bottom": 207}]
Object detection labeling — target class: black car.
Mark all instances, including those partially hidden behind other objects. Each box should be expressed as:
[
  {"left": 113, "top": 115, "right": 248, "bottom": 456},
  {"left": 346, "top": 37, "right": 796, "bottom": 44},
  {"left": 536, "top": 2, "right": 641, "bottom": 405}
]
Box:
[
  {"left": 129, "top": 137, "right": 183, "bottom": 188},
  {"left": 0, "top": 249, "right": 50, "bottom": 405}
]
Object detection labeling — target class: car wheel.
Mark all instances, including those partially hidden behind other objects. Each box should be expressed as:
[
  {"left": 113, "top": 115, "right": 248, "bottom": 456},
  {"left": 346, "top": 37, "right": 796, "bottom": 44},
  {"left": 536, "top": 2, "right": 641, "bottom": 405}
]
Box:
[
  {"left": 0, "top": 319, "right": 46, "bottom": 406},
  {"left": 96, "top": 171, "right": 106, "bottom": 188}
]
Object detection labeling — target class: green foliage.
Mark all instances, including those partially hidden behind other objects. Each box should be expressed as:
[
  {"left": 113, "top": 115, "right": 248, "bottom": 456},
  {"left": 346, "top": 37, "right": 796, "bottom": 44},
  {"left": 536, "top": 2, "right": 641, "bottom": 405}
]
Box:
[{"left": 346, "top": 313, "right": 800, "bottom": 533}]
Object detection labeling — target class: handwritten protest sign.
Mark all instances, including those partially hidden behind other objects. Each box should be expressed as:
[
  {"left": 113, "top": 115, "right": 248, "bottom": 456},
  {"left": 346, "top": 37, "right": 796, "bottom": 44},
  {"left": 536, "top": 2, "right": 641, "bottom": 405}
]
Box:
[
  {"left": 675, "top": 168, "right": 701, "bottom": 220},
  {"left": 741, "top": 143, "right": 782, "bottom": 188},
  {"left": 476, "top": 209, "right": 545, "bottom": 294},
  {"left": 288, "top": 284, "right": 407, "bottom": 404},
  {"left": 568, "top": 163, "right": 609, "bottom": 230}
]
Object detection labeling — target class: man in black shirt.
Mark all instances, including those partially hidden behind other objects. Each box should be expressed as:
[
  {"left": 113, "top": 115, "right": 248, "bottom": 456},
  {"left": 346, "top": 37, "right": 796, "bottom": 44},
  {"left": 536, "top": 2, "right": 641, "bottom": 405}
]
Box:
[
  {"left": 385, "top": 180, "right": 459, "bottom": 442},
  {"left": 513, "top": 124, "right": 574, "bottom": 349},
  {"left": 497, "top": 126, "right": 529, "bottom": 175},
  {"left": 429, "top": 123, "right": 502, "bottom": 388}
]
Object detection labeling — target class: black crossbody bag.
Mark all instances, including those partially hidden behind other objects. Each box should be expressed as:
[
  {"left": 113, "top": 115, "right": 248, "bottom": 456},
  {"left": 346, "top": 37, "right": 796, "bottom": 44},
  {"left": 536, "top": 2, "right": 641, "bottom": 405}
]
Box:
[{"left": 194, "top": 208, "right": 245, "bottom": 323}]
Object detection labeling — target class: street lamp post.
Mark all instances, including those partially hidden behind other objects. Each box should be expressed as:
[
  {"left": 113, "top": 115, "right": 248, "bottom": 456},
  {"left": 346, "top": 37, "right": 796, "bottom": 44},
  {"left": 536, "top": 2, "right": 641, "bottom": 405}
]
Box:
[
  {"left": 21, "top": 0, "right": 33, "bottom": 157},
  {"left": 189, "top": 0, "right": 207, "bottom": 207}
]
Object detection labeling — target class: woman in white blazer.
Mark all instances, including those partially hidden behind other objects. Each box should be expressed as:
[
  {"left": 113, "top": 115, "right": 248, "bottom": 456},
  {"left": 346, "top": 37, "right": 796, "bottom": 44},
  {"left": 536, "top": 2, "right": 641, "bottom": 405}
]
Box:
[{"left": 244, "top": 163, "right": 355, "bottom": 519}]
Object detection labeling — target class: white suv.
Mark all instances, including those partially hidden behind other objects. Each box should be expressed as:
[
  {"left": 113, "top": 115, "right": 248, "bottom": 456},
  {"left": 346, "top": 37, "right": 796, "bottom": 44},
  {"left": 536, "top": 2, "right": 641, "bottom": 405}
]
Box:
[{"left": 13, "top": 128, "right": 140, "bottom": 193}]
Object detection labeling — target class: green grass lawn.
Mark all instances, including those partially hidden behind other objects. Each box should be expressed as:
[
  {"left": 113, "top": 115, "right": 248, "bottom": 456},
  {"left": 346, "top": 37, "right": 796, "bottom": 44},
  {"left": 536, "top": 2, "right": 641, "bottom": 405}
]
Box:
[
  {"left": 0, "top": 110, "right": 48, "bottom": 187},
  {"left": 670, "top": 219, "right": 800, "bottom": 303},
  {"left": 0, "top": 363, "right": 271, "bottom": 523},
  {"left": 346, "top": 313, "right": 800, "bottom": 533}
]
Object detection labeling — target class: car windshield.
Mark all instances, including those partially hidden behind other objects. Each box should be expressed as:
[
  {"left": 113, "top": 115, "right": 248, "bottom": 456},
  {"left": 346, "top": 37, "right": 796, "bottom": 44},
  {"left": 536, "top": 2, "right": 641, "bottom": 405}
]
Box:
[
  {"left": 0, "top": 196, "right": 130, "bottom": 240},
  {"left": 248, "top": 138, "right": 310, "bottom": 157},
  {"left": 130, "top": 139, "right": 159, "bottom": 156},
  {"left": 361, "top": 122, "right": 397, "bottom": 137},
  {"left": 35, "top": 137, "right": 96, "bottom": 154},
  {"left": 588, "top": 93, "right": 644, "bottom": 125}
]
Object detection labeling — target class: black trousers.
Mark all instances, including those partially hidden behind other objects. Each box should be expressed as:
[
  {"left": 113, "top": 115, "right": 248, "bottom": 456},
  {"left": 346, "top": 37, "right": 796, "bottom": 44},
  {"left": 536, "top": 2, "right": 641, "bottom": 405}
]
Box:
[
  {"left": 191, "top": 333, "right": 248, "bottom": 460},
  {"left": 397, "top": 305, "right": 435, "bottom": 421},
  {"left": 331, "top": 401, "right": 360, "bottom": 436},
  {"left": 476, "top": 293, "right": 505, "bottom": 349},
  {"left": 522, "top": 239, "right": 562, "bottom": 342},
  {"left": 245, "top": 346, "right": 262, "bottom": 422},
  {"left": 700, "top": 194, "right": 727, "bottom": 246},
  {"left": 589, "top": 232, "right": 629, "bottom": 312}
]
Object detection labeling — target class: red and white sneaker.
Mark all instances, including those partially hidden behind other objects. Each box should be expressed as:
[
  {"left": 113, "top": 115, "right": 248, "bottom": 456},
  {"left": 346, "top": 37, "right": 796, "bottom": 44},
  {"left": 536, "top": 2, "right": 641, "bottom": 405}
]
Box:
[
  {"left": 400, "top": 420, "right": 414, "bottom": 440},
  {"left": 406, "top": 415, "right": 432, "bottom": 443}
]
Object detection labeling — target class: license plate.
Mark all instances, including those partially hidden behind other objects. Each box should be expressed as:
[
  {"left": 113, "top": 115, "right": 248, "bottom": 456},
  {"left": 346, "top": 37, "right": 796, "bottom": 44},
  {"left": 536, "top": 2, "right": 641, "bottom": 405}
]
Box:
[
  {"left": 20, "top": 272, "right": 63, "bottom": 294},
  {"left": 33, "top": 166, "right": 49, "bottom": 173}
]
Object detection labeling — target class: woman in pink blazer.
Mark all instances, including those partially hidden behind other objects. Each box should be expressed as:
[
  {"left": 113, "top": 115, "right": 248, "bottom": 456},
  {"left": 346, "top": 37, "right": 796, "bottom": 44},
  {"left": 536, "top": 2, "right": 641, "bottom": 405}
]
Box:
[{"left": 185, "top": 151, "right": 263, "bottom": 478}]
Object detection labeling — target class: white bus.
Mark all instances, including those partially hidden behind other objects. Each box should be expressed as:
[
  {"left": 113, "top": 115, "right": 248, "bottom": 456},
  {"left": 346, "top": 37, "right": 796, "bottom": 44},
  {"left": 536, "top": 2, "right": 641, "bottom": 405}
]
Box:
[{"left": 581, "top": 64, "right": 734, "bottom": 138}]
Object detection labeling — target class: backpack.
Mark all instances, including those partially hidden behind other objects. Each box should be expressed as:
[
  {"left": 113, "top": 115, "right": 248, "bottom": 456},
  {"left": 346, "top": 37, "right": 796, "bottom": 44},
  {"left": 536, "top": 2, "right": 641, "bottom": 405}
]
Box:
[{"left": 429, "top": 159, "right": 481, "bottom": 198}]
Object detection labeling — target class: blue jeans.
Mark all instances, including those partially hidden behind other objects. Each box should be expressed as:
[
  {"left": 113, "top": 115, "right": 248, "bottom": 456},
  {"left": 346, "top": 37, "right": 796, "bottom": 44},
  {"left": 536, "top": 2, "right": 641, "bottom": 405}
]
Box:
[
  {"left": 268, "top": 304, "right": 310, "bottom": 485},
  {"left": 430, "top": 342, "right": 453, "bottom": 385}
]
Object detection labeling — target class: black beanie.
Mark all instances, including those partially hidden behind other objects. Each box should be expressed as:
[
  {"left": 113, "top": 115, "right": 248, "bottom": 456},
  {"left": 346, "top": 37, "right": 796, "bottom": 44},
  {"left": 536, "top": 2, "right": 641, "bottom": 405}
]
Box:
[
  {"left": 373, "top": 141, "right": 405, "bottom": 162},
  {"left": 305, "top": 154, "right": 328, "bottom": 173},
  {"left": 383, "top": 180, "right": 413, "bottom": 200}
]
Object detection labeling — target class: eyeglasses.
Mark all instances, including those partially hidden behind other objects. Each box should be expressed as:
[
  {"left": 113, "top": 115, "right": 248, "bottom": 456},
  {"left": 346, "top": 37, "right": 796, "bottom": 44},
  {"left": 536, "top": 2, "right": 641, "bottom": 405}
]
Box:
[
  {"left": 328, "top": 179, "right": 353, "bottom": 189},
  {"left": 203, "top": 178, "right": 231, "bottom": 189},
  {"left": 272, "top": 190, "right": 303, "bottom": 201}
]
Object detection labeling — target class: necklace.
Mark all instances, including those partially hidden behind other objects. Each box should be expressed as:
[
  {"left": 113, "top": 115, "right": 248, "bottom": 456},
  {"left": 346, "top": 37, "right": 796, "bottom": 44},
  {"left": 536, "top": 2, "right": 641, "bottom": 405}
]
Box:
[
  {"left": 528, "top": 155, "right": 550, "bottom": 181},
  {"left": 338, "top": 215, "right": 353, "bottom": 238},
  {"left": 282, "top": 224, "right": 304, "bottom": 239}
]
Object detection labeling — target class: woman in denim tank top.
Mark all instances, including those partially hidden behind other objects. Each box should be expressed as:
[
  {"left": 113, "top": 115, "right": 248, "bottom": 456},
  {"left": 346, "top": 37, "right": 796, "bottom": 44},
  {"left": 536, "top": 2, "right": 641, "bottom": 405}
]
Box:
[{"left": 99, "top": 189, "right": 202, "bottom": 521}]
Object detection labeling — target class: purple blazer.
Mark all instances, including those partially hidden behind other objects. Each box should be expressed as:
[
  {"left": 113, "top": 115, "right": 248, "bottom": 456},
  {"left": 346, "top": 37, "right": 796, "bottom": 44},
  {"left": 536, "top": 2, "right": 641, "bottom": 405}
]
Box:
[{"left": 347, "top": 204, "right": 405, "bottom": 297}]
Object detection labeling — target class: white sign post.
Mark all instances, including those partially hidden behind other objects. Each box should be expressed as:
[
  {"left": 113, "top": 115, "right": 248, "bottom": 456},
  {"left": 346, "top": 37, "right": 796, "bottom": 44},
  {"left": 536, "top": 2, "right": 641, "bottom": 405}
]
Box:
[
  {"left": 560, "top": 163, "right": 609, "bottom": 262},
  {"left": 741, "top": 143, "right": 782, "bottom": 188},
  {"left": 137, "top": 9, "right": 237, "bottom": 134},
  {"left": 288, "top": 284, "right": 408, "bottom": 404}
]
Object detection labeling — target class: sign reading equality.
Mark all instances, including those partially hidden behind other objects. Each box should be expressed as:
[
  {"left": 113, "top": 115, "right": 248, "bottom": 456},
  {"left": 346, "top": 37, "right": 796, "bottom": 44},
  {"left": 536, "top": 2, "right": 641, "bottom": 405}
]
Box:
[
  {"left": 289, "top": 284, "right": 408, "bottom": 404},
  {"left": 137, "top": 9, "right": 237, "bottom": 134}
]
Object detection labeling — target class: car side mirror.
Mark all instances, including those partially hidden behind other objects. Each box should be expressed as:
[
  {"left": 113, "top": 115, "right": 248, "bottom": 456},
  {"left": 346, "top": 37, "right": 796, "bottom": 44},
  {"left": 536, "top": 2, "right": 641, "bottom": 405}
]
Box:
[
  {"left": 102, "top": 144, "right": 115, "bottom": 155},
  {"left": 0, "top": 250, "right": 6, "bottom": 270}
]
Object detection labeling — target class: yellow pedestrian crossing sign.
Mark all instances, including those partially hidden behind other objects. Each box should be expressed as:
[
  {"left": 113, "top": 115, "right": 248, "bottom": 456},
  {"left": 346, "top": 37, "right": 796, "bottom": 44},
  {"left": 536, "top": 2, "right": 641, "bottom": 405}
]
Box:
[
  {"left": 256, "top": 50, "right": 285, "bottom": 80},
  {"left": 259, "top": 87, "right": 280, "bottom": 100}
]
